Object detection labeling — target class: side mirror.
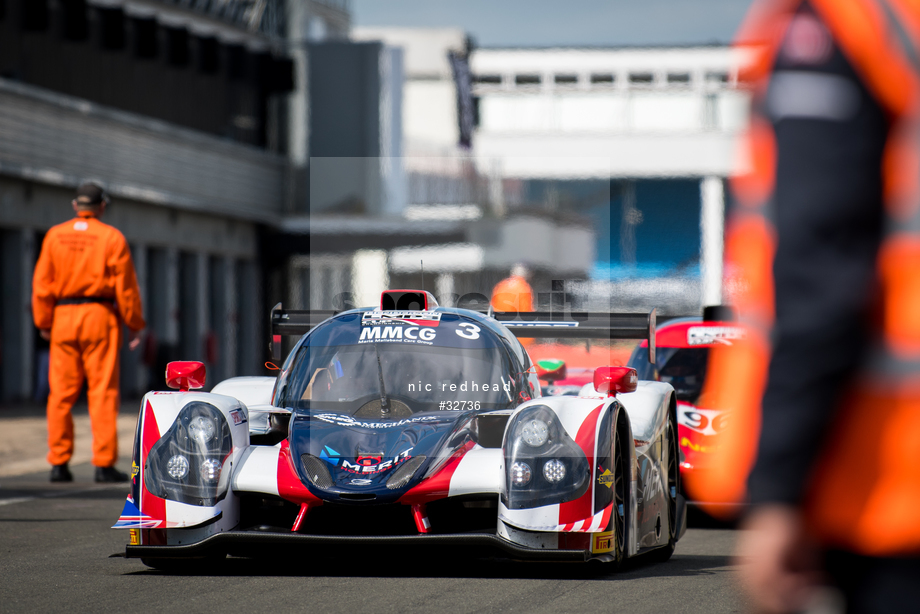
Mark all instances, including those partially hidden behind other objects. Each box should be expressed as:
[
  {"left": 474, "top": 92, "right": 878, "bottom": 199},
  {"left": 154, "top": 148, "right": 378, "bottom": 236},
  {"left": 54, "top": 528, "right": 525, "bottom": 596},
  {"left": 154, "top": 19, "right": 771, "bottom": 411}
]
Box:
[
  {"left": 594, "top": 366, "right": 637, "bottom": 396},
  {"left": 535, "top": 359, "right": 567, "bottom": 382},
  {"left": 166, "top": 361, "right": 206, "bottom": 392}
]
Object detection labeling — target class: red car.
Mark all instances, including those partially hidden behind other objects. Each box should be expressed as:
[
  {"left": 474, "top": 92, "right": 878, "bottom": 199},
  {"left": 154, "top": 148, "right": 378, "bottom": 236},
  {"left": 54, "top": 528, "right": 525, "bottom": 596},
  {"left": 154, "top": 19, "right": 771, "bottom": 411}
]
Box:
[{"left": 625, "top": 316, "right": 744, "bottom": 501}]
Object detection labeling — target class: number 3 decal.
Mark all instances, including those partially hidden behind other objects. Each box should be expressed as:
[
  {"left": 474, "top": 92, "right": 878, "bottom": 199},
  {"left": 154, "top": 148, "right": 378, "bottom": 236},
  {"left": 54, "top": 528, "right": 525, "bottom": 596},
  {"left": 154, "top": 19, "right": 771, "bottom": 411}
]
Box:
[{"left": 456, "top": 323, "right": 481, "bottom": 340}]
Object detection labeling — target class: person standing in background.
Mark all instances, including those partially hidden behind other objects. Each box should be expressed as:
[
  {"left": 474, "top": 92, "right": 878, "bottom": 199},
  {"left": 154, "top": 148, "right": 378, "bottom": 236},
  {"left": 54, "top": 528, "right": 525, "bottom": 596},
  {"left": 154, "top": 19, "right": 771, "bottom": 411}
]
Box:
[
  {"left": 32, "top": 182, "right": 146, "bottom": 483},
  {"left": 491, "top": 263, "right": 534, "bottom": 314}
]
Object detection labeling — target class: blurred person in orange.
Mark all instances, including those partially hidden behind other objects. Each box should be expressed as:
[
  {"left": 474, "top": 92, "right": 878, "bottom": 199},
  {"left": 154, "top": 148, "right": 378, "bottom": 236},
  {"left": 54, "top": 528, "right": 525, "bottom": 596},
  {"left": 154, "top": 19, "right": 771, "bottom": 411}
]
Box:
[
  {"left": 492, "top": 264, "right": 535, "bottom": 348},
  {"left": 491, "top": 263, "right": 534, "bottom": 314},
  {"left": 32, "top": 182, "right": 146, "bottom": 483},
  {"left": 685, "top": 1, "right": 920, "bottom": 612}
]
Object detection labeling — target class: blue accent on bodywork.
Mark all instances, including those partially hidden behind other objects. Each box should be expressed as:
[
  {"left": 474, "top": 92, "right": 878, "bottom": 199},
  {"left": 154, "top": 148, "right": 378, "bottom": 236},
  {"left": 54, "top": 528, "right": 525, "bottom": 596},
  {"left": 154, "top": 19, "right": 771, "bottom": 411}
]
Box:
[
  {"left": 112, "top": 497, "right": 158, "bottom": 529},
  {"left": 289, "top": 410, "right": 473, "bottom": 504},
  {"left": 319, "top": 445, "right": 341, "bottom": 463}
]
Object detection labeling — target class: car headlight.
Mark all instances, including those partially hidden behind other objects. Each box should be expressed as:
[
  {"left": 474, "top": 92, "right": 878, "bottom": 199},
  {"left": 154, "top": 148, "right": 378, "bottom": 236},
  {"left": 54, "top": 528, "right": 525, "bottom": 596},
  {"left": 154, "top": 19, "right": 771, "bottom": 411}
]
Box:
[
  {"left": 188, "top": 416, "right": 217, "bottom": 445},
  {"left": 521, "top": 419, "right": 549, "bottom": 447},
  {"left": 199, "top": 459, "right": 222, "bottom": 482},
  {"left": 167, "top": 455, "right": 189, "bottom": 479},
  {"left": 543, "top": 459, "right": 566, "bottom": 483},
  {"left": 502, "top": 405, "right": 589, "bottom": 509},
  {"left": 510, "top": 462, "right": 532, "bottom": 486},
  {"left": 144, "top": 402, "right": 233, "bottom": 506}
]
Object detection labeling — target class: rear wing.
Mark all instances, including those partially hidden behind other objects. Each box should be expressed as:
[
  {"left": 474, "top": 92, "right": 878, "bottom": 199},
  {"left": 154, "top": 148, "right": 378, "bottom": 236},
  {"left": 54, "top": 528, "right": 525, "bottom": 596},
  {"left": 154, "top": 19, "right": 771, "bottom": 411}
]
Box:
[
  {"left": 269, "top": 303, "right": 656, "bottom": 363},
  {"left": 269, "top": 304, "right": 336, "bottom": 361},
  {"left": 490, "top": 309, "right": 656, "bottom": 363}
]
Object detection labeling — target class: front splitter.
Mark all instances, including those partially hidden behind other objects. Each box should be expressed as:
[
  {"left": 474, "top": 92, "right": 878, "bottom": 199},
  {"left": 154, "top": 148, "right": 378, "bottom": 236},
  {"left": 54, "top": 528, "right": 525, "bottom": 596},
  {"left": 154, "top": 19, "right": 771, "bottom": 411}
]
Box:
[{"left": 127, "top": 531, "right": 589, "bottom": 562}]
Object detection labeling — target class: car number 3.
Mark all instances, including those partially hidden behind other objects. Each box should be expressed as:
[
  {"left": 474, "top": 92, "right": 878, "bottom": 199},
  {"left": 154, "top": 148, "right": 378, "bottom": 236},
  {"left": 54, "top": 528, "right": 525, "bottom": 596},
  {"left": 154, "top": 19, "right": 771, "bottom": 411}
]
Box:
[{"left": 456, "top": 323, "right": 481, "bottom": 340}]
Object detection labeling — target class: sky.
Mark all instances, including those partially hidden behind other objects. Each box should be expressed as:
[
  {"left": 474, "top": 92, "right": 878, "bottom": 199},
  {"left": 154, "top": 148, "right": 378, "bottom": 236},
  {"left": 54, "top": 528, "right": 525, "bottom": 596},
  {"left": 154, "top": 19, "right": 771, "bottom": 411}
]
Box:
[{"left": 351, "top": 0, "right": 758, "bottom": 48}]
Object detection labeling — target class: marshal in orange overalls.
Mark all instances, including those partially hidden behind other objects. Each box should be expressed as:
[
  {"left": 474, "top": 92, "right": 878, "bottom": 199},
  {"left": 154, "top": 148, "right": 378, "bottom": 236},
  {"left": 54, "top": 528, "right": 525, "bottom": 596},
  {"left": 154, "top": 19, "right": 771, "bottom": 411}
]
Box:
[
  {"left": 491, "top": 274, "right": 534, "bottom": 314},
  {"left": 32, "top": 196, "right": 145, "bottom": 471},
  {"left": 492, "top": 269, "right": 535, "bottom": 348}
]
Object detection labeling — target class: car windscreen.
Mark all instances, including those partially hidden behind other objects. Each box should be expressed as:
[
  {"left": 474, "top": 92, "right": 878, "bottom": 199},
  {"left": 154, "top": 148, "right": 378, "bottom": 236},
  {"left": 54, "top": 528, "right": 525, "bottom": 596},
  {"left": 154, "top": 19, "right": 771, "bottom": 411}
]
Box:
[
  {"left": 628, "top": 346, "right": 710, "bottom": 403},
  {"left": 274, "top": 314, "right": 521, "bottom": 413}
]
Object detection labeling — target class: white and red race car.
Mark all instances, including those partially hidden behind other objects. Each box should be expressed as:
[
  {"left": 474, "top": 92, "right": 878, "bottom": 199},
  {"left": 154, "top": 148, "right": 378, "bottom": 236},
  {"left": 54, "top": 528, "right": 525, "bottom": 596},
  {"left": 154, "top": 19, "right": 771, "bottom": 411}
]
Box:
[
  {"left": 625, "top": 313, "right": 744, "bottom": 504},
  {"left": 115, "top": 290, "right": 685, "bottom": 569}
]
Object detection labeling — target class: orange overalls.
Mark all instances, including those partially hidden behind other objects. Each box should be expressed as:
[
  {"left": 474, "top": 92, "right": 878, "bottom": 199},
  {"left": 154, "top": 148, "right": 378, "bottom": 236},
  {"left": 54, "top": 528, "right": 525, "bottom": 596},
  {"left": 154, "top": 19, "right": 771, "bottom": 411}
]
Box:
[
  {"left": 687, "top": 0, "right": 920, "bottom": 556},
  {"left": 492, "top": 275, "right": 535, "bottom": 347},
  {"left": 32, "top": 211, "right": 145, "bottom": 468},
  {"left": 491, "top": 275, "right": 534, "bottom": 314}
]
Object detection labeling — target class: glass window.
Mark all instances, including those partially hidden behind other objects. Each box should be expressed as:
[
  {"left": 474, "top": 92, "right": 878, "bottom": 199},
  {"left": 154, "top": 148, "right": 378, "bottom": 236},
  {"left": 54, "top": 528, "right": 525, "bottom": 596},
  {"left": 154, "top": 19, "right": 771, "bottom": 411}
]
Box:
[
  {"left": 627, "top": 346, "right": 710, "bottom": 404},
  {"left": 515, "top": 74, "right": 541, "bottom": 85},
  {"left": 276, "top": 337, "right": 520, "bottom": 413}
]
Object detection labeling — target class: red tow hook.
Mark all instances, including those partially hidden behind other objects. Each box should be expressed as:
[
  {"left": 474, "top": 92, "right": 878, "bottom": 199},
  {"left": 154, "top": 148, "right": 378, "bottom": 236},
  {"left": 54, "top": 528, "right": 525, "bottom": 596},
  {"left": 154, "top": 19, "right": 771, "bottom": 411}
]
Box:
[
  {"left": 411, "top": 503, "right": 431, "bottom": 534},
  {"left": 292, "top": 503, "right": 311, "bottom": 532}
]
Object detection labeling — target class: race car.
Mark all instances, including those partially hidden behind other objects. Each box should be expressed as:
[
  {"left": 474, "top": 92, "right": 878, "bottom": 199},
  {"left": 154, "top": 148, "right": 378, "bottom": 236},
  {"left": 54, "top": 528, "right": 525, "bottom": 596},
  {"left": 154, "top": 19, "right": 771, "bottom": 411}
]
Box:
[
  {"left": 534, "top": 359, "right": 595, "bottom": 397},
  {"left": 624, "top": 308, "right": 742, "bottom": 502},
  {"left": 115, "top": 289, "right": 685, "bottom": 569}
]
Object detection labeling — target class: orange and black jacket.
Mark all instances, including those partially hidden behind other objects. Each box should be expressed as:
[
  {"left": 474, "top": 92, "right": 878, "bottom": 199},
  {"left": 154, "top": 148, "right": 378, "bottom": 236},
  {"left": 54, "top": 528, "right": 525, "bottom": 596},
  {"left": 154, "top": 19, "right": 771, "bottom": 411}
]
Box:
[
  {"left": 689, "top": 0, "right": 920, "bottom": 556},
  {"left": 745, "top": 0, "right": 889, "bottom": 506}
]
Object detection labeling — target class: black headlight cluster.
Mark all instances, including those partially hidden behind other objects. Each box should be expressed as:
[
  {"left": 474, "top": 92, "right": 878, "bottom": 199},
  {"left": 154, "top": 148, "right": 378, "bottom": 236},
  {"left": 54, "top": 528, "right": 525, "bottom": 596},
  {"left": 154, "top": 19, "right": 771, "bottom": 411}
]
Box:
[
  {"left": 145, "top": 402, "right": 233, "bottom": 506},
  {"left": 502, "top": 405, "right": 589, "bottom": 509}
]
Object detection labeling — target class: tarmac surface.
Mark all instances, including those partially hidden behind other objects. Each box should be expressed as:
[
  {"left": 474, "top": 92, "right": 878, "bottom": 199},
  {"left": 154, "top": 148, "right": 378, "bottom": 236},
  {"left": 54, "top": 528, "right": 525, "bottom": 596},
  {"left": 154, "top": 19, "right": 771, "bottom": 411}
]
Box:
[
  {"left": 0, "top": 401, "right": 746, "bottom": 613},
  {"left": 0, "top": 401, "right": 139, "bottom": 478}
]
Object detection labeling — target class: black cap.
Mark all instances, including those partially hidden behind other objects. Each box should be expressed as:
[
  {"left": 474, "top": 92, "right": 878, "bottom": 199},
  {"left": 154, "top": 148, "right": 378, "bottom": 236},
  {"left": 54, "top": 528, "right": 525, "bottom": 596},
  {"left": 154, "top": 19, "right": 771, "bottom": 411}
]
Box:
[{"left": 75, "top": 182, "right": 107, "bottom": 206}]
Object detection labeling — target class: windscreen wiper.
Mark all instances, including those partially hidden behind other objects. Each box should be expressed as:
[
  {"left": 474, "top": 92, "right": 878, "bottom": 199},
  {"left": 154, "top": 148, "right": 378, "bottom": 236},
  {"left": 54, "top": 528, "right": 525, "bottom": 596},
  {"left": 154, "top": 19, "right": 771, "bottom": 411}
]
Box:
[{"left": 373, "top": 342, "right": 390, "bottom": 415}]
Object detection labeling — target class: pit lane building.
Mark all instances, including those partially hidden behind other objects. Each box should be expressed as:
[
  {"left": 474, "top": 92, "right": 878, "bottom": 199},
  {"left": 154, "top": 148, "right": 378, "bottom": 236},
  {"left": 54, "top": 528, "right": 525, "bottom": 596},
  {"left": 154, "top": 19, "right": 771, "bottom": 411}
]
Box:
[
  {"left": 343, "top": 31, "right": 753, "bottom": 314},
  {"left": 0, "top": 8, "right": 754, "bottom": 403},
  {"left": 469, "top": 46, "right": 753, "bottom": 309},
  {"left": 0, "top": 0, "right": 350, "bottom": 401}
]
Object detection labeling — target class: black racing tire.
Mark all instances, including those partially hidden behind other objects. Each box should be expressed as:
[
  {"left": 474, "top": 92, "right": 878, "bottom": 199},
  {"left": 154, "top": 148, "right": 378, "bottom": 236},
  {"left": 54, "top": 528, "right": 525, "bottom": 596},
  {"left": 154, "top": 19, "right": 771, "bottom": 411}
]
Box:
[
  {"left": 610, "top": 418, "right": 630, "bottom": 569},
  {"left": 649, "top": 413, "right": 680, "bottom": 563}
]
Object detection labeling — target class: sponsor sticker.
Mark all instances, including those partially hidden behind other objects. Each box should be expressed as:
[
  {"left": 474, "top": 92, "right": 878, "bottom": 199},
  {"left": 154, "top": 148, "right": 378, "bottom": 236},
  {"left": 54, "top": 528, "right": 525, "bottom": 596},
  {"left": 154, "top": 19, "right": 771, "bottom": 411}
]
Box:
[
  {"left": 359, "top": 325, "right": 437, "bottom": 345},
  {"left": 313, "top": 413, "right": 443, "bottom": 429},
  {"left": 362, "top": 310, "right": 441, "bottom": 327},
  {"left": 681, "top": 437, "right": 716, "bottom": 454},
  {"left": 687, "top": 326, "right": 745, "bottom": 346},
  {"left": 341, "top": 449, "right": 412, "bottom": 474},
  {"left": 129, "top": 529, "right": 140, "bottom": 545},
  {"left": 592, "top": 531, "right": 614, "bottom": 554},
  {"left": 597, "top": 468, "right": 614, "bottom": 489},
  {"left": 349, "top": 478, "right": 374, "bottom": 486},
  {"left": 321, "top": 445, "right": 413, "bottom": 474},
  {"left": 678, "top": 406, "right": 727, "bottom": 436},
  {"left": 229, "top": 408, "right": 247, "bottom": 425}
]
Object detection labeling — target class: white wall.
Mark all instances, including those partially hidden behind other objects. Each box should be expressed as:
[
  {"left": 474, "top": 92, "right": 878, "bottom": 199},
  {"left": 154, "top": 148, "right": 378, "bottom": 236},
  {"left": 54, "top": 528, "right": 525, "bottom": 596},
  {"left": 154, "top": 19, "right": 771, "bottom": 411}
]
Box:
[
  {"left": 352, "top": 27, "right": 467, "bottom": 154},
  {"left": 471, "top": 46, "right": 754, "bottom": 179}
]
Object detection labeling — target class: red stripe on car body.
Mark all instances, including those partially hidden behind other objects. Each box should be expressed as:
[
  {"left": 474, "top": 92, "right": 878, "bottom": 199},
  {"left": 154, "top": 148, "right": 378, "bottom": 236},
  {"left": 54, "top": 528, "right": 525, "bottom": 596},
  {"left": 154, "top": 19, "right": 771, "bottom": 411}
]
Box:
[
  {"left": 140, "top": 400, "right": 166, "bottom": 525},
  {"left": 399, "top": 440, "right": 476, "bottom": 504},
  {"left": 277, "top": 440, "right": 323, "bottom": 506},
  {"left": 559, "top": 404, "right": 603, "bottom": 525}
]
